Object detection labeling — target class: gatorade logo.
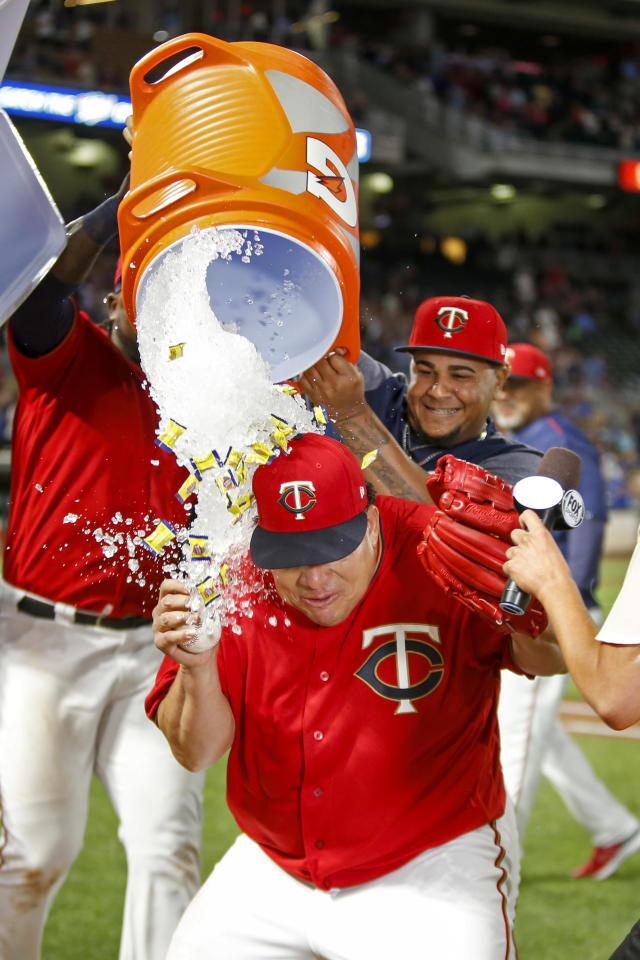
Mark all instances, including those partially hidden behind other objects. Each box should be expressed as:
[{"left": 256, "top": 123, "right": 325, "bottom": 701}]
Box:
[{"left": 306, "top": 137, "right": 358, "bottom": 229}]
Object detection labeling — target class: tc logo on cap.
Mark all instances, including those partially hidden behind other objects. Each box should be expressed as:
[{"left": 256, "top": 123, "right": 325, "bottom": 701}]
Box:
[
  {"left": 435, "top": 305, "right": 468, "bottom": 339},
  {"left": 278, "top": 481, "right": 317, "bottom": 520}
]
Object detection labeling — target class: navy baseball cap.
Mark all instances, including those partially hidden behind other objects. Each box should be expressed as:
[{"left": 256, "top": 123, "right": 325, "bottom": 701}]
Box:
[{"left": 250, "top": 434, "right": 369, "bottom": 570}]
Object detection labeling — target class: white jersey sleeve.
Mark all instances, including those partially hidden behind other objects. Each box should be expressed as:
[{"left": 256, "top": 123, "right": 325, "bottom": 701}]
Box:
[{"left": 596, "top": 525, "right": 640, "bottom": 646}]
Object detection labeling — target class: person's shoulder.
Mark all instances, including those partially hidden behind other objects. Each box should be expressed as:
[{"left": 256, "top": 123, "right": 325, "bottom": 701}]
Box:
[
  {"left": 548, "top": 411, "right": 600, "bottom": 458},
  {"left": 376, "top": 494, "right": 435, "bottom": 537},
  {"left": 361, "top": 351, "right": 407, "bottom": 402},
  {"left": 449, "top": 422, "right": 542, "bottom": 485},
  {"left": 478, "top": 430, "right": 543, "bottom": 485},
  {"left": 519, "top": 413, "right": 600, "bottom": 464},
  {"left": 357, "top": 350, "right": 394, "bottom": 389}
]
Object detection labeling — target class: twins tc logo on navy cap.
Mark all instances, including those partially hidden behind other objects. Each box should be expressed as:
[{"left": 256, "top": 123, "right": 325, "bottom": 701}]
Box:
[
  {"left": 250, "top": 434, "right": 369, "bottom": 570},
  {"left": 396, "top": 295, "right": 507, "bottom": 366}
]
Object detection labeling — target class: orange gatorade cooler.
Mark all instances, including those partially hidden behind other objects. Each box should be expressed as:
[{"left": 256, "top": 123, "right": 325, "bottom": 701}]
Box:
[{"left": 118, "top": 33, "right": 360, "bottom": 382}]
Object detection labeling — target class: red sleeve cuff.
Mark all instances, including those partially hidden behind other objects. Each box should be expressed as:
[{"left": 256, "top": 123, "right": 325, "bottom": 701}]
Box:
[{"left": 145, "top": 655, "right": 180, "bottom": 720}]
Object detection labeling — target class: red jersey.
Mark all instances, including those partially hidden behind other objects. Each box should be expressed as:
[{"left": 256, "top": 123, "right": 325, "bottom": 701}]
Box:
[
  {"left": 146, "top": 496, "right": 521, "bottom": 889},
  {"left": 4, "top": 307, "right": 187, "bottom": 617}
]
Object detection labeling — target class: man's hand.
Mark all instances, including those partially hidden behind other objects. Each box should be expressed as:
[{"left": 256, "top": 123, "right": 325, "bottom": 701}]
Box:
[
  {"left": 124, "top": 114, "right": 133, "bottom": 159},
  {"left": 299, "top": 348, "right": 367, "bottom": 423},
  {"left": 153, "top": 579, "right": 217, "bottom": 666}
]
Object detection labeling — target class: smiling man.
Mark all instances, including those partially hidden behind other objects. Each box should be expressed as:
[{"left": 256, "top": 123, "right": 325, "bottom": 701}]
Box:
[
  {"left": 146, "top": 432, "right": 565, "bottom": 960},
  {"left": 300, "top": 296, "right": 542, "bottom": 501}
]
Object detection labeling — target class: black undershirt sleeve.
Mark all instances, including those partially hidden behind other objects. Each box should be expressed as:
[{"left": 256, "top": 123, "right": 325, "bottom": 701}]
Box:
[{"left": 10, "top": 274, "right": 76, "bottom": 357}]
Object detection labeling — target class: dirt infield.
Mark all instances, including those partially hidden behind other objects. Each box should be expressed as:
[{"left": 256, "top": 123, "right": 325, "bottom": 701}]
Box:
[{"left": 560, "top": 699, "right": 640, "bottom": 740}]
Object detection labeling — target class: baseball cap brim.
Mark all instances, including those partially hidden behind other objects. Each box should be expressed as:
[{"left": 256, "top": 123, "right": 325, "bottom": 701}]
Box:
[
  {"left": 250, "top": 509, "right": 368, "bottom": 570},
  {"left": 394, "top": 343, "right": 503, "bottom": 365}
]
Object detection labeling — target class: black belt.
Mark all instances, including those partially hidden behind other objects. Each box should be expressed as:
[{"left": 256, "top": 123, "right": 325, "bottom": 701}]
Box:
[{"left": 16, "top": 595, "right": 151, "bottom": 630}]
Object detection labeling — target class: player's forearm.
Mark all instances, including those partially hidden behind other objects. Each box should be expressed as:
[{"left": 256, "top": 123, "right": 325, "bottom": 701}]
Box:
[
  {"left": 157, "top": 659, "right": 235, "bottom": 771},
  {"left": 534, "top": 575, "right": 624, "bottom": 719},
  {"left": 510, "top": 625, "right": 567, "bottom": 677},
  {"left": 53, "top": 198, "right": 119, "bottom": 285},
  {"left": 334, "top": 408, "right": 433, "bottom": 502},
  {"left": 540, "top": 577, "right": 640, "bottom": 728},
  {"left": 53, "top": 177, "right": 128, "bottom": 285}
]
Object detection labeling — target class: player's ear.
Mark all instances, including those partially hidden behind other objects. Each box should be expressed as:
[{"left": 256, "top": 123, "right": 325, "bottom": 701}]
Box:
[
  {"left": 365, "top": 505, "right": 380, "bottom": 549},
  {"left": 493, "top": 363, "right": 510, "bottom": 393}
]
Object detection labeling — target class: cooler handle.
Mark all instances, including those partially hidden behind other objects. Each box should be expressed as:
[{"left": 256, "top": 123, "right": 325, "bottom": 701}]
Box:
[
  {"left": 129, "top": 32, "right": 251, "bottom": 113},
  {"left": 118, "top": 168, "right": 242, "bottom": 234}
]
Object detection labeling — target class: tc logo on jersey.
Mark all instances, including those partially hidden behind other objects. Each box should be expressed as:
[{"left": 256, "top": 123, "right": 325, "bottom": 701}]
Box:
[
  {"left": 356, "top": 623, "right": 444, "bottom": 714},
  {"left": 435, "top": 305, "right": 468, "bottom": 339},
  {"left": 278, "top": 481, "right": 317, "bottom": 520}
]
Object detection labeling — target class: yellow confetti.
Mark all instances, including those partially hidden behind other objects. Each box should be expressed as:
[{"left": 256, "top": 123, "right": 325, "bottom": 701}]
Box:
[
  {"left": 246, "top": 442, "right": 276, "bottom": 465},
  {"left": 274, "top": 382, "right": 299, "bottom": 395},
  {"left": 361, "top": 449, "right": 381, "bottom": 470},
  {"left": 215, "top": 469, "right": 240, "bottom": 496},
  {"left": 168, "top": 342, "right": 186, "bottom": 361},
  {"left": 226, "top": 448, "right": 244, "bottom": 469},
  {"left": 196, "top": 576, "right": 221, "bottom": 607},
  {"left": 227, "top": 491, "right": 255, "bottom": 523},
  {"left": 142, "top": 520, "right": 177, "bottom": 555},
  {"left": 219, "top": 563, "right": 231, "bottom": 585},
  {"left": 189, "top": 451, "right": 218, "bottom": 480},
  {"left": 212, "top": 446, "right": 232, "bottom": 468},
  {"left": 189, "top": 534, "right": 211, "bottom": 561},
  {"left": 313, "top": 404, "right": 328, "bottom": 425},
  {"left": 271, "top": 428, "right": 291, "bottom": 454},
  {"left": 155, "top": 419, "right": 186, "bottom": 453},
  {"left": 175, "top": 473, "right": 200, "bottom": 504}
]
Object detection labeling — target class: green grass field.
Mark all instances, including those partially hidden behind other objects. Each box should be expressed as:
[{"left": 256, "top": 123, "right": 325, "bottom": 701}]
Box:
[{"left": 41, "top": 556, "right": 639, "bottom": 959}]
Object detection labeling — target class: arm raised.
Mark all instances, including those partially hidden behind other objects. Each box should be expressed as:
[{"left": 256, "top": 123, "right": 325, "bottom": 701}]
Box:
[
  {"left": 299, "top": 350, "right": 434, "bottom": 502},
  {"left": 152, "top": 579, "right": 235, "bottom": 771},
  {"left": 504, "top": 510, "right": 640, "bottom": 729}
]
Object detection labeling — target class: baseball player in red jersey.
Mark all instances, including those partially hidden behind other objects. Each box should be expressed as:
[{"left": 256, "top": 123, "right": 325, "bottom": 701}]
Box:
[
  {"left": 147, "top": 433, "right": 565, "bottom": 960},
  {"left": 0, "top": 188, "right": 204, "bottom": 959}
]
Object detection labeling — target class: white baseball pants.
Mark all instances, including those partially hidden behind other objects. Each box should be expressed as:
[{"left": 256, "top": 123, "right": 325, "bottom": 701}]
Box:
[
  {"left": 166, "top": 802, "right": 520, "bottom": 960},
  {"left": 498, "top": 671, "right": 639, "bottom": 844},
  {"left": 0, "top": 596, "right": 205, "bottom": 960}
]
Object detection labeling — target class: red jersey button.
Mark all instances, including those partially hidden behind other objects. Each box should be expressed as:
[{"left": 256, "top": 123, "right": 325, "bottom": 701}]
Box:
[
  {"left": 320, "top": 671, "right": 330, "bottom": 682},
  {"left": 313, "top": 730, "right": 324, "bottom": 741},
  {"left": 313, "top": 787, "right": 323, "bottom": 797},
  {"left": 315, "top": 839, "right": 325, "bottom": 849}
]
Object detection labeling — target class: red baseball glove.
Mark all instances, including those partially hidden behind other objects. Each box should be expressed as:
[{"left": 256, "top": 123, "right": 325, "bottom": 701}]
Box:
[{"left": 417, "top": 455, "right": 548, "bottom": 638}]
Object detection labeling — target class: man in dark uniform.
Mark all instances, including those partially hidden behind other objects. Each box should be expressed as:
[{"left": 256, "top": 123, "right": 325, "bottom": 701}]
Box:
[{"left": 299, "top": 295, "right": 542, "bottom": 499}]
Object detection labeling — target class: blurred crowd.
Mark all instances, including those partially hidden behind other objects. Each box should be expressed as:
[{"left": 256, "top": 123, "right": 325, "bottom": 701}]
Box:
[
  {"left": 9, "top": 4, "right": 640, "bottom": 154},
  {"left": 358, "top": 40, "right": 640, "bottom": 153}
]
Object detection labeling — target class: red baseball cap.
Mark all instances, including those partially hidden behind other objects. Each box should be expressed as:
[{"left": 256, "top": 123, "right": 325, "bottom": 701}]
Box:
[
  {"left": 396, "top": 295, "right": 507, "bottom": 366},
  {"left": 506, "top": 343, "right": 552, "bottom": 382},
  {"left": 250, "top": 434, "right": 369, "bottom": 569}
]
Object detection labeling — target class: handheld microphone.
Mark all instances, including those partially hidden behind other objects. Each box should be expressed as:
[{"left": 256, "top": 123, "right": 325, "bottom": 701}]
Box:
[{"left": 499, "top": 446, "right": 585, "bottom": 617}]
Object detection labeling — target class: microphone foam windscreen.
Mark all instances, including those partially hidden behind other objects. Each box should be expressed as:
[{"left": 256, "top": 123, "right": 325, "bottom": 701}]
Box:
[{"left": 536, "top": 446, "right": 582, "bottom": 490}]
